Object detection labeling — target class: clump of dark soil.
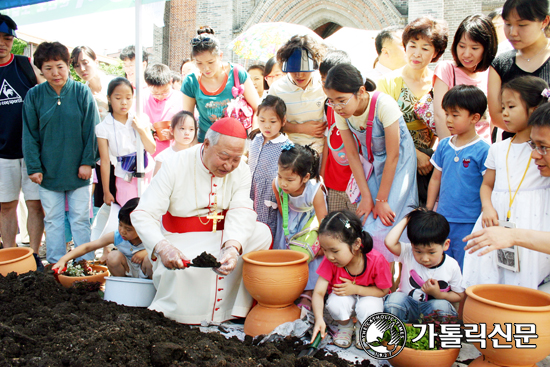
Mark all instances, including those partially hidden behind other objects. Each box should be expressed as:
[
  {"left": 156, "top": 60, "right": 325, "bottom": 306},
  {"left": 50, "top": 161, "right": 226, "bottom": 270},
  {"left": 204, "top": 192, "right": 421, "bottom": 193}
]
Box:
[
  {"left": 191, "top": 252, "right": 221, "bottom": 268},
  {"left": 0, "top": 271, "right": 373, "bottom": 367}
]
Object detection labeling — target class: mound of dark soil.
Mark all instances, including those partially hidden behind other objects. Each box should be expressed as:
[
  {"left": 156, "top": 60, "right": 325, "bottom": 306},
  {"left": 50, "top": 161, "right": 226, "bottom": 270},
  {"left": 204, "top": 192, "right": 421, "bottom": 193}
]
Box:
[{"left": 0, "top": 272, "right": 372, "bottom": 367}]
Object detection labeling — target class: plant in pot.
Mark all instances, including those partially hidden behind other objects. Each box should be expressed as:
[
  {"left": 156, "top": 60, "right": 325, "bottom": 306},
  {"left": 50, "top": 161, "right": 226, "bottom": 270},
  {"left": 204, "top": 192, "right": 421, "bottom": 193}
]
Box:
[
  {"left": 56, "top": 260, "right": 109, "bottom": 288},
  {"left": 388, "top": 311, "right": 462, "bottom": 367}
]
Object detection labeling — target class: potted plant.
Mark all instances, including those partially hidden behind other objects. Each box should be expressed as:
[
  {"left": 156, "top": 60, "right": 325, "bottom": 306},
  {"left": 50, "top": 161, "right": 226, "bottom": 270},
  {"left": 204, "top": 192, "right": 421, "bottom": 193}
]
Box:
[
  {"left": 388, "top": 311, "right": 461, "bottom": 367},
  {"left": 56, "top": 260, "right": 109, "bottom": 288}
]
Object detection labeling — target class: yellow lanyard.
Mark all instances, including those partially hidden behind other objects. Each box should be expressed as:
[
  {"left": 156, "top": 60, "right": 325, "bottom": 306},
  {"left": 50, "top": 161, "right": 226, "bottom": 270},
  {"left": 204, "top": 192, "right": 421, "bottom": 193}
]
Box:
[{"left": 505, "top": 137, "right": 532, "bottom": 221}]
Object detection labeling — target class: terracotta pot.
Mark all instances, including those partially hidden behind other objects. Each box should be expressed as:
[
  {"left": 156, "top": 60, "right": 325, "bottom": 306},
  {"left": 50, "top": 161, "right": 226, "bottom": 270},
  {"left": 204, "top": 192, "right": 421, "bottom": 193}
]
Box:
[
  {"left": 0, "top": 247, "right": 37, "bottom": 276},
  {"left": 242, "top": 250, "right": 309, "bottom": 336},
  {"left": 57, "top": 265, "right": 110, "bottom": 288},
  {"left": 464, "top": 284, "right": 550, "bottom": 367},
  {"left": 153, "top": 120, "right": 171, "bottom": 141},
  {"left": 389, "top": 345, "right": 460, "bottom": 367}
]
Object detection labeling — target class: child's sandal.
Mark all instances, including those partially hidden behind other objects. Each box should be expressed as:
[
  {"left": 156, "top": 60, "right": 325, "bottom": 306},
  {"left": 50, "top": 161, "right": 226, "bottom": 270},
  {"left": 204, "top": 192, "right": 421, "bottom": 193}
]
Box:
[
  {"left": 355, "top": 323, "right": 363, "bottom": 349},
  {"left": 333, "top": 324, "right": 353, "bottom": 349}
]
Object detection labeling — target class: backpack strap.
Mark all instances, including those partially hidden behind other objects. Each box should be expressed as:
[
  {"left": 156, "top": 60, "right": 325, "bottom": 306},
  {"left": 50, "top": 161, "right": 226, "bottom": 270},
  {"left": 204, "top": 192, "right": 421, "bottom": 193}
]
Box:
[
  {"left": 365, "top": 91, "right": 380, "bottom": 163},
  {"left": 279, "top": 187, "right": 290, "bottom": 236},
  {"left": 14, "top": 55, "right": 38, "bottom": 87},
  {"left": 232, "top": 64, "right": 241, "bottom": 88}
]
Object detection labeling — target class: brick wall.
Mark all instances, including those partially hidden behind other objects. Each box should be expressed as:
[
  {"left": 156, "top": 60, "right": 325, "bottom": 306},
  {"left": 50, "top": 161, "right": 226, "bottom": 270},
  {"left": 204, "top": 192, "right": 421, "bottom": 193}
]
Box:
[{"left": 167, "top": 0, "right": 197, "bottom": 72}]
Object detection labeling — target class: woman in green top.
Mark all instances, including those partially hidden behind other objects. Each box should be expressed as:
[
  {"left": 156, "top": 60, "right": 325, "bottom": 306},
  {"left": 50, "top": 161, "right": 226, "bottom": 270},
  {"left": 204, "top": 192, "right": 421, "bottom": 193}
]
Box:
[
  {"left": 181, "top": 29, "right": 260, "bottom": 142},
  {"left": 22, "top": 41, "right": 99, "bottom": 265},
  {"left": 377, "top": 16, "right": 449, "bottom": 205}
]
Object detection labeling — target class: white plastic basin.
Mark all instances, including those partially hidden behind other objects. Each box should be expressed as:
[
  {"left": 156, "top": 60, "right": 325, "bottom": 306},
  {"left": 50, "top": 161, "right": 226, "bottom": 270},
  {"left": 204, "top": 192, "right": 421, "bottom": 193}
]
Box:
[{"left": 104, "top": 276, "right": 156, "bottom": 307}]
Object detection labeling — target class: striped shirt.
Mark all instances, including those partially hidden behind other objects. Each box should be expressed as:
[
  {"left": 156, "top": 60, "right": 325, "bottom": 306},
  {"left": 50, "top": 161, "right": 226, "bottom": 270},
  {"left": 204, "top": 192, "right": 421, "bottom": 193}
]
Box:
[{"left": 269, "top": 73, "right": 326, "bottom": 153}]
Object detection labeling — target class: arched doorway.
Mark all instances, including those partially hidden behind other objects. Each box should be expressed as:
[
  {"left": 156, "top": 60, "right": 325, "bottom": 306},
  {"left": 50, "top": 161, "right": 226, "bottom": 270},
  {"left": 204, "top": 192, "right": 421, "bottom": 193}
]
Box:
[{"left": 314, "top": 22, "right": 342, "bottom": 39}]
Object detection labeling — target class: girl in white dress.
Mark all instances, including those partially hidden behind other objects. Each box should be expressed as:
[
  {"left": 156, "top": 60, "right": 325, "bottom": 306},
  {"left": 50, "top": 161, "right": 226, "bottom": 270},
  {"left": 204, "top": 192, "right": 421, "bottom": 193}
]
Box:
[
  {"left": 153, "top": 111, "right": 197, "bottom": 176},
  {"left": 463, "top": 76, "right": 550, "bottom": 289}
]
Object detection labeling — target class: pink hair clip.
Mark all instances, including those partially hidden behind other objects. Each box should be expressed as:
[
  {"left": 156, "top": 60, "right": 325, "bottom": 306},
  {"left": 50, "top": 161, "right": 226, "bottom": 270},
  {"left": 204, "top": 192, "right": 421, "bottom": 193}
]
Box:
[{"left": 542, "top": 88, "right": 550, "bottom": 101}]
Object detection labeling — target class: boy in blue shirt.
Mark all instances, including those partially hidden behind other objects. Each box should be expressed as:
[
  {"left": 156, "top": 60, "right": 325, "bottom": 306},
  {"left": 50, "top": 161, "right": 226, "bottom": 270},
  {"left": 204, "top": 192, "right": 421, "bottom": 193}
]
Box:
[
  {"left": 52, "top": 198, "right": 152, "bottom": 279},
  {"left": 426, "top": 85, "right": 490, "bottom": 269}
]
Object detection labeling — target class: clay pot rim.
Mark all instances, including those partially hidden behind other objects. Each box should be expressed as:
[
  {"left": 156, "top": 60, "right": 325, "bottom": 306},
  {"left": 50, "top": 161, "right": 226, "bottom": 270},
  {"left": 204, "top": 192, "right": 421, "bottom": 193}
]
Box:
[
  {"left": 466, "top": 284, "right": 550, "bottom": 312},
  {"left": 57, "top": 264, "right": 109, "bottom": 281},
  {"left": 0, "top": 247, "right": 34, "bottom": 266},
  {"left": 242, "top": 250, "right": 309, "bottom": 266}
]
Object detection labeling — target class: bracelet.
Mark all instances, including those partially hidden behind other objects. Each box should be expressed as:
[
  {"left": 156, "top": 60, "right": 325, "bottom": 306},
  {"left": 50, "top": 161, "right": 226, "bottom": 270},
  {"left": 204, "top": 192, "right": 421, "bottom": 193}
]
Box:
[{"left": 375, "top": 198, "right": 388, "bottom": 203}]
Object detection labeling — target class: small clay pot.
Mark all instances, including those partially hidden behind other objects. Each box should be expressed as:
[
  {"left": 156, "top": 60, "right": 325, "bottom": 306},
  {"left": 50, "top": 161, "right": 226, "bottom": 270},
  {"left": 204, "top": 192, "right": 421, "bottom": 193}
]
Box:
[
  {"left": 242, "top": 250, "right": 309, "bottom": 336},
  {"left": 57, "top": 265, "right": 110, "bottom": 288},
  {"left": 464, "top": 284, "right": 550, "bottom": 367},
  {"left": 389, "top": 345, "right": 460, "bottom": 367},
  {"left": 0, "top": 247, "right": 37, "bottom": 276}
]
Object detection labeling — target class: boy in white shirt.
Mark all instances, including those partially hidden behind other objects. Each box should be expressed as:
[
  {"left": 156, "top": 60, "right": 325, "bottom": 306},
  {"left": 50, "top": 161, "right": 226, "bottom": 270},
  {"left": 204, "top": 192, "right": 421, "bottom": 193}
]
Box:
[{"left": 383, "top": 209, "right": 464, "bottom": 322}]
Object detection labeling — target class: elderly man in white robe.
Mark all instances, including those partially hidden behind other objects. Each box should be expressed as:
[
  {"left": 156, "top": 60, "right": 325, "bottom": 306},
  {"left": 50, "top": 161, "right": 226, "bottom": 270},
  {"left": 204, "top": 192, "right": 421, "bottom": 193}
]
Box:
[{"left": 131, "top": 117, "right": 271, "bottom": 324}]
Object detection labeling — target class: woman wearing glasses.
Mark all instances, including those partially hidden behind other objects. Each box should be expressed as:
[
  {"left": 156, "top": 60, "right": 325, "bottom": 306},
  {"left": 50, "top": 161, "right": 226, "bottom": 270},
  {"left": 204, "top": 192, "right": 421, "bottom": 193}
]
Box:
[
  {"left": 377, "top": 16, "right": 449, "bottom": 206},
  {"left": 181, "top": 32, "right": 260, "bottom": 142}
]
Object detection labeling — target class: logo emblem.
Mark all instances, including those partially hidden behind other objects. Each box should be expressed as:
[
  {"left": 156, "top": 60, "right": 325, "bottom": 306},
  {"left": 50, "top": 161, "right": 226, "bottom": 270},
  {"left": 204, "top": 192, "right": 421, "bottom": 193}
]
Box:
[
  {"left": 359, "top": 312, "right": 406, "bottom": 360},
  {"left": 463, "top": 158, "right": 471, "bottom": 168},
  {"left": 0, "top": 80, "right": 22, "bottom": 101}
]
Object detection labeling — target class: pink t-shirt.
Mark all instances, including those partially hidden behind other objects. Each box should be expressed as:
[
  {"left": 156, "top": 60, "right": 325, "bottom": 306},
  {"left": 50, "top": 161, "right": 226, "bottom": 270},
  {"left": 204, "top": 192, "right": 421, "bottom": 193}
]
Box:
[
  {"left": 317, "top": 249, "right": 392, "bottom": 294},
  {"left": 143, "top": 89, "right": 185, "bottom": 157},
  {"left": 434, "top": 60, "right": 490, "bottom": 142}
]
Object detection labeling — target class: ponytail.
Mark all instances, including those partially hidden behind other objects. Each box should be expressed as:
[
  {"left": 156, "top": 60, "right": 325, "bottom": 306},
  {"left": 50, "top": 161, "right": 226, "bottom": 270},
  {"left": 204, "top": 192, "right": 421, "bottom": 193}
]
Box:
[
  {"left": 324, "top": 63, "right": 375, "bottom": 93},
  {"left": 278, "top": 143, "right": 321, "bottom": 181},
  {"left": 319, "top": 210, "right": 373, "bottom": 255}
]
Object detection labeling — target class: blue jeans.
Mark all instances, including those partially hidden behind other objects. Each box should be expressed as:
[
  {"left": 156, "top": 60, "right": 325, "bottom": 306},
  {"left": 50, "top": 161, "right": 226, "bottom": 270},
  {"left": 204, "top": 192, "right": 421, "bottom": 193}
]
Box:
[
  {"left": 39, "top": 185, "right": 93, "bottom": 264},
  {"left": 384, "top": 292, "right": 457, "bottom": 323}
]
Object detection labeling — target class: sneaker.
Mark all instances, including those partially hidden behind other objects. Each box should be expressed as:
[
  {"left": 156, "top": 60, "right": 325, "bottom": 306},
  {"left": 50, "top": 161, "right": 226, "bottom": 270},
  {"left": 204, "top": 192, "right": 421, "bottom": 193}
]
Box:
[
  {"left": 333, "top": 322, "right": 354, "bottom": 348},
  {"left": 33, "top": 253, "right": 45, "bottom": 272}
]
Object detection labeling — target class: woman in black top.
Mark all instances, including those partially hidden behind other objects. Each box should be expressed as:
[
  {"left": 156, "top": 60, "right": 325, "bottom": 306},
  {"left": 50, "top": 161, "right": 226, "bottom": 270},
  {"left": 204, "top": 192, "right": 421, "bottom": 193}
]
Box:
[{"left": 487, "top": 0, "right": 550, "bottom": 139}]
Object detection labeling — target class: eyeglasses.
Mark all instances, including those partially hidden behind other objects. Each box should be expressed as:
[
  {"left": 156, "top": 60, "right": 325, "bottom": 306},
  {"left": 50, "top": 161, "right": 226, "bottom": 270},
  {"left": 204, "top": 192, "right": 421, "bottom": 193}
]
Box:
[
  {"left": 326, "top": 95, "right": 354, "bottom": 109},
  {"left": 190, "top": 37, "right": 214, "bottom": 47},
  {"left": 265, "top": 73, "right": 284, "bottom": 80},
  {"left": 527, "top": 140, "right": 548, "bottom": 156}
]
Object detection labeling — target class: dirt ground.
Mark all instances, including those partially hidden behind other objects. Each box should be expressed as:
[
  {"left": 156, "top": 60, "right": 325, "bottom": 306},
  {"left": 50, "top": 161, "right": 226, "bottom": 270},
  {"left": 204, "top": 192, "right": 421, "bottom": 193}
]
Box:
[{"left": 0, "top": 271, "right": 373, "bottom": 367}]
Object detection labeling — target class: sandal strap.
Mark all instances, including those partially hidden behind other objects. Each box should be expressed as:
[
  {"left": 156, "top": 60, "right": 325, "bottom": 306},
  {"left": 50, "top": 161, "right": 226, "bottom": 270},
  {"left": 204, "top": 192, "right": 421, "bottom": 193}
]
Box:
[
  {"left": 299, "top": 293, "right": 312, "bottom": 301},
  {"left": 333, "top": 325, "right": 353, "bottom": 348}
]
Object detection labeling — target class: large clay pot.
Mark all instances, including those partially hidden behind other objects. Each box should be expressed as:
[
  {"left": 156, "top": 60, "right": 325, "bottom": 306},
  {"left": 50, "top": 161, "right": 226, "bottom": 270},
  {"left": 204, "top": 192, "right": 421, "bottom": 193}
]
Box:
[
  {"left": 390, "top": 345, "right": 460, "bottom": 367},
  {"left": 0, "top": 247, "right": 37, "bottom": 276},
  {"left": 57, "top": 265, "right": 110, "bottom": 288},
  {"left": 464, "top": 284, "right": 550, "bottom": 367},
  {"left": 242, "top": 250, "right": 309, "bottom": 336}
]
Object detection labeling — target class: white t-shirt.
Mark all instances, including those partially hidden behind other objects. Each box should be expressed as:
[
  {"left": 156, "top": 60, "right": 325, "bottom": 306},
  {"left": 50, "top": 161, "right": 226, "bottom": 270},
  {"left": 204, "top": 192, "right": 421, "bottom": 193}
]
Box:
[
  {"left": 95, "top": 112, "right": 153, "bottom": 178},
  {"left": 335, "top": 92, "right": 402, "bottom": 131},
  {"left": 396, "top": 242, "right": 464, "bottom": 302},
  {"left": 155, "top": 145, "right": 178, "bottom": 163}
]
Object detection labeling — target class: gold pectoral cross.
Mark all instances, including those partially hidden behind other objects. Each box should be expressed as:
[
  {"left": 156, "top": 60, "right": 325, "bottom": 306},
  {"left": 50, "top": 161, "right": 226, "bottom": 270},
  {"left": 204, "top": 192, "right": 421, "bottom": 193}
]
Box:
[{"left": 206, "top": 196, "right": 224, "bottom": 233}]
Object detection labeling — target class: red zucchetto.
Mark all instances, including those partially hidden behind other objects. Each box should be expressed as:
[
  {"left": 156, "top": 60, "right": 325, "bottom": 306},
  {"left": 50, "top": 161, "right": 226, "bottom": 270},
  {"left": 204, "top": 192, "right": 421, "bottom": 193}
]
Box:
[{"left": 210, "top": 117, "right": 247, "bottom": 139}]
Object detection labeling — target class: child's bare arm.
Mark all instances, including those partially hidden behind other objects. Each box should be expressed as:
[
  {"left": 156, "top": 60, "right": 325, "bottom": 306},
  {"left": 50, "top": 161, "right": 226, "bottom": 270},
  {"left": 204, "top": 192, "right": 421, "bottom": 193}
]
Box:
[
  {"left": 426, "top": 168, "right": 442, "bottom": 211},
  {"left": 313, "top": 186, "right": 328, "bottom": 223},
  {"left": 311, "top": 277, "right": 330, "bottom": 343},
  {"left": 421, "top": 279, "right": 464, "bottom": 303},
  {"left": 480, "top": 169, "right": 498, "bottom": 227},
  {"left": 385, "top": 216, "right": 408, "bottom": 257},
  {"left": 131, "top": 249, "right": 148, "bottom": 264},
  {"left": 98, "top": 138, "right": 114, "bottom": 205},
  {"left": 52, "top": 232, "right": 115, "bottom": 271},
  {"left": 272, "top": 179, "right": 283, "bottom": 216},
  {"left": 334, "top": 279, "right": 389, "bottom": 298}
]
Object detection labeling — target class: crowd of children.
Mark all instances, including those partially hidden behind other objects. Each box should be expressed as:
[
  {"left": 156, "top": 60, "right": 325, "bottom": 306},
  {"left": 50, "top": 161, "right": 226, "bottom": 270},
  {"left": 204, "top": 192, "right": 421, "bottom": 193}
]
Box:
[{"left": 3, "top": 0, "right": 550, "bottom": 352}]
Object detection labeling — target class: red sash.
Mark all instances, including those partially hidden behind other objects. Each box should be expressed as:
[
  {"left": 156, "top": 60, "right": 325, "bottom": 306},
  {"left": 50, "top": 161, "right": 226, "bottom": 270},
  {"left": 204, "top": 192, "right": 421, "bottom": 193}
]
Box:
[{"left": 162, "top": 210, "right": 228, "bottom": 233}]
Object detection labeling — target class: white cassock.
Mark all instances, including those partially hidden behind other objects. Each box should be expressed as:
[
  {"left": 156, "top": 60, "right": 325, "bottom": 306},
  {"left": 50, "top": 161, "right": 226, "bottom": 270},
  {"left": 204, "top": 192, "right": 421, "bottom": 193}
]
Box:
[{"left": 131, "top": 144, "right": 272, "bottom": 324}]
